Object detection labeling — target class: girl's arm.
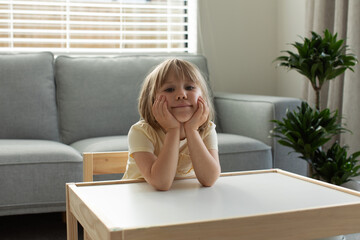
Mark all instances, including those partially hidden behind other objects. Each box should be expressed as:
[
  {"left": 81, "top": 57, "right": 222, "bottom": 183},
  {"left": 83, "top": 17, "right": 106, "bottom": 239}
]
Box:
[
  {"left": 132, "top": 128, "right": 179, "bottom": 191},
  {"left": 185, "top": 129, "right": 220, "bottom": 187},
  {"left": 133, "top": 95, "right": 180, "bottom": 191},
  {"left": 184, "top": 97, "right": 221, "bottom": 186}
]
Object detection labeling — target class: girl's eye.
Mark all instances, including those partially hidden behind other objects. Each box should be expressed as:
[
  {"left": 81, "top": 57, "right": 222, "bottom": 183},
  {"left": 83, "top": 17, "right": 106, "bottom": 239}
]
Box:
[
  {"left": 185, "top": 86, "right": 195, "bottom": 90},
  {"left": 164, "top": 88, "right": 174, "bottom": 92}
]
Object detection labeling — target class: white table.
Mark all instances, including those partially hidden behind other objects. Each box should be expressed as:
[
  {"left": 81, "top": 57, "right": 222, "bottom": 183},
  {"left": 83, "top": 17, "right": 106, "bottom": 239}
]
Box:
[{"left": 66, "top": 169, "right": 360, "bottom": 240}]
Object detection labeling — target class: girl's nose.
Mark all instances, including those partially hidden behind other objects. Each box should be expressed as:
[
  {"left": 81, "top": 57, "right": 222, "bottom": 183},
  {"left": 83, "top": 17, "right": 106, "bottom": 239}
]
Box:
[{"left": 176, "top": 89, "right": 187, "bottom": 100}]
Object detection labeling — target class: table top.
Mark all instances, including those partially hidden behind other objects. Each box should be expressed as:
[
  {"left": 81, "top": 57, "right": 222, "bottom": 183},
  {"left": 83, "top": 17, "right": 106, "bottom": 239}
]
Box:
[{"left": 68, "top": 169, "right": 360, "bottom": 232}]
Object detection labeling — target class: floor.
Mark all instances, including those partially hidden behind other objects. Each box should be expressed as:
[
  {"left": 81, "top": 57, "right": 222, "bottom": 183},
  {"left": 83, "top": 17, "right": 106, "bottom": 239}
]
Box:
[{"left": 0, "top": 212, "right": 83, "bottom": 240}]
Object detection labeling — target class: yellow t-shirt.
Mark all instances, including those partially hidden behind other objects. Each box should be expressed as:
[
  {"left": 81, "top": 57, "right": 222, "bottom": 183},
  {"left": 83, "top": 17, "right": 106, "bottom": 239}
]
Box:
[{"left": 122, "top": 120, "right": 218, "bottom": 180}]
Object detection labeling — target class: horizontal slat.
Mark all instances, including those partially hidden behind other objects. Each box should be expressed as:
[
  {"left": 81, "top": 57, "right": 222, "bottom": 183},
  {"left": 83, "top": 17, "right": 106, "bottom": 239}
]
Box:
[
  {"left": 0, "top": 38, "right": 188, "bottom": 43},
  {"left": 1, "top": 0, "right": 188, "bottom": 9},
  {"left": 0, "top": 29, "right": 187, "bottom": 35},
  {"left": 0, "top": 47, "right": 188, "bottom": 53},
  {"left": 0, "top": 19, "right": 187, "bottom": 26},
  {"left": 0, "top": 10, "right": 188, "bottom": 18},
  {"left": 90, "top": 151, "right": 128, "bottom": 175}
]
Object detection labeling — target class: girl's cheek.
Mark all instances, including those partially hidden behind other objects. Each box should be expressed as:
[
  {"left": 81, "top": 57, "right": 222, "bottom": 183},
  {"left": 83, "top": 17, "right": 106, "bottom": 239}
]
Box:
[{"left": 196, "top": 92, "right": 202, "bottom": 102}]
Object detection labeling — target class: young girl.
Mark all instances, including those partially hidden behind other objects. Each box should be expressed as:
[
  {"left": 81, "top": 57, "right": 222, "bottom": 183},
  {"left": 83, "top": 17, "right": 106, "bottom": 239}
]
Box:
[{"left": 122, "top": 58, "right": 220, "bottom": 190}]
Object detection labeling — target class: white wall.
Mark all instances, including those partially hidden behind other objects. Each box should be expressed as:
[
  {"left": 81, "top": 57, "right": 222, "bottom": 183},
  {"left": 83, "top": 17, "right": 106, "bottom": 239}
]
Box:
[{"left": 198, "top": 0, "right": 306, "bottom": 98}]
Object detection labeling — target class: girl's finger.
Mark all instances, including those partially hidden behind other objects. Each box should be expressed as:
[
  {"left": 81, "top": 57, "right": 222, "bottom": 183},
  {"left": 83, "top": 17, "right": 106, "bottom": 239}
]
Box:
[
  {"left": 199, "top": 99, "right": 205, "bottom": 112},
  {"left": 162, "top": 97, "right": 168, "bottom": 114},
  {"left": 162, "top": 98, "right": 168, "bottom": 115},
  {"left": 156, "top": 96, "right": 163, "bottom": 115},
  {"left": 152, "top": 103, "right": 160, "bottom": 119},
  {"left": 201, "top": 97, "right": 208, "bottom": 106},
  {"left": 199, "top": 100, "right": 208, "bottom": 122},
  {"left": 198, "top": 97, "right": 206, "bottom": 109},
  {"left": 153, "top": 96, "right": 160, "bottom": 109},
  {"left": 199, "top": 97, "right": 208, "bottom": 113},
  {"left": 152, "top": 96, "right": 162, "bottom": 118}
]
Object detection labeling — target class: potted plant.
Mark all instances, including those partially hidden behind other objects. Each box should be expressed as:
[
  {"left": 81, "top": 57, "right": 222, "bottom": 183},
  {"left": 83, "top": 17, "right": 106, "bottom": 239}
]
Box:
[{"left": 272, "top": 29, "right": 360, "bottom": 185}]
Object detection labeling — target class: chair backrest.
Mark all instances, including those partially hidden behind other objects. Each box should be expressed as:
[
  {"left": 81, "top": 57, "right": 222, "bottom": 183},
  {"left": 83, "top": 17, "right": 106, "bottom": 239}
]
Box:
[{"left": 83, "top": 151, "right": 128, "bottom": 182}]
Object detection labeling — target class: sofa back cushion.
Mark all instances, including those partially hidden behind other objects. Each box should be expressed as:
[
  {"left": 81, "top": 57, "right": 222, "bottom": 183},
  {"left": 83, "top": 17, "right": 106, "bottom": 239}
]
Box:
[
  {"left": 0, "top": 52, "right": 59, "bottom": 141},
  {"left": 55, "top": 54, "right": 209, "bottom": 144}
]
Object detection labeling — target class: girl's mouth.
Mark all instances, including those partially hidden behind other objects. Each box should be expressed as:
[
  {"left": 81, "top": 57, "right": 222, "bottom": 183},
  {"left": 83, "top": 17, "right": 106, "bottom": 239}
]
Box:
[{"left": 172, "top": 105, "right": 192, "bottom": 108}]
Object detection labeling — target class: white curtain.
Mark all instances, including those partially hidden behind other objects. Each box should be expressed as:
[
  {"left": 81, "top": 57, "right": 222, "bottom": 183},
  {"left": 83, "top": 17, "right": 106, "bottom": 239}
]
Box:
[{"left": 304, "top": 0, "right": 360, "bottom": 154}]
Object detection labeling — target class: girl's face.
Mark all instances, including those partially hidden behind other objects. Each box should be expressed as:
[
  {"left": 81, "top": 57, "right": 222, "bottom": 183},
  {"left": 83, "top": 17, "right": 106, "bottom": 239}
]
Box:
[{"left": 156, "top": 70, "right": 202, "bottom": 123}]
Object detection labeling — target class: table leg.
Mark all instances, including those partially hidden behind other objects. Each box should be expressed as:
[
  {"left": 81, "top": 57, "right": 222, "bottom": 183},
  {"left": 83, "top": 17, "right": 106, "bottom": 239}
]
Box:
[
  {"left": 66, "top": 210, "right": 78, "bottom": 240},
  {"left": 66, "top": 184, "right": 78, "bottom": 240},
  {"left": 84, "top": 231, "right": 91, "bottom": 240}
]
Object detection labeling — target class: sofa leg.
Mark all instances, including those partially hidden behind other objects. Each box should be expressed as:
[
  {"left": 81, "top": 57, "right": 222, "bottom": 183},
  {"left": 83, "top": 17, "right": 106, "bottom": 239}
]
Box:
[{"left": 61, "top": 211, "right": 67, "bottom": 223}]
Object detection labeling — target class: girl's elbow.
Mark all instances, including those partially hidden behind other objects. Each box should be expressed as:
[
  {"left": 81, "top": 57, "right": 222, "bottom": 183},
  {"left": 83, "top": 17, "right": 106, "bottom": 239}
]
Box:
[
  {"left": 146, "top": 170, "right": 174, "bottom": 191},
  {"left": 200, "top": 173, "right": 220, "bottom": 187},
  {"left": 151, "top": 180, "right": 173, "bottom": 191},
  {"left": 201, "top": 180, "right": 216, "bottom": 187},
  {"left": 155, "top": 186, "right": 171, "bottom": 191},
  {"left": 201, "top": 182, "right": 214, "bottom": 187}
]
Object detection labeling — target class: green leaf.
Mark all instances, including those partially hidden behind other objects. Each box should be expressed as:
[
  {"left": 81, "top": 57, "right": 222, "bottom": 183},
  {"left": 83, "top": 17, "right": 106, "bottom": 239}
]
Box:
[
  {"left": 326, "top": 67, "right": 346, "bottom": 80},
  {"left": 274, "top": 28, "right": 358, "bottom": 94},
  {"left": 270, "top": 101, "right": 360, "bottom": 185}
]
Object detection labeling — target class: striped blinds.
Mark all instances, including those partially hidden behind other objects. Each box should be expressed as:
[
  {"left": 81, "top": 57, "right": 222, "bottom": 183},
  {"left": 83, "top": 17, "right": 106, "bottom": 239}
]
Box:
[{"left": 0, "top": 0, "right": 196, "bottom": 54}]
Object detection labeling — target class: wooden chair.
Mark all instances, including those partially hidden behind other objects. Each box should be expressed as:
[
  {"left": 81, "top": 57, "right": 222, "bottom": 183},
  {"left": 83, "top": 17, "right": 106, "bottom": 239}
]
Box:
[
  {"left": 83, "top": 151, "right": 129, "bottom": 182},
  {"left": 82, "top": 151, "right": 128, "bottom": 240}
]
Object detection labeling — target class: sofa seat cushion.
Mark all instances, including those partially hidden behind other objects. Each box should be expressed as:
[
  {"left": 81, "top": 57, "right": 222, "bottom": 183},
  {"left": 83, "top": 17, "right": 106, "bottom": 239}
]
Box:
[
  {"left": 217, "top": 133, "right": 272, "bottom": 172},
  {"left": 0, "top": 52, "right": 59, "bottom": 141},
  {"left": 70, "top": 135, "right": 128, "bottom": 154},
  {"left": 0, "top": 140, "right": 82, "bottom": 216}
]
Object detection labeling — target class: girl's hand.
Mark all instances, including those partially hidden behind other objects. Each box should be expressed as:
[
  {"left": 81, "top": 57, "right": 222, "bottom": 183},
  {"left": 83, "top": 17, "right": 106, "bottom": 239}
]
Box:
[
  {"left": 184, "top": 96, "right": 209, "bottom": 132},
  {"left": 152, "top": 95, "right": 180, "bottom": 131}
]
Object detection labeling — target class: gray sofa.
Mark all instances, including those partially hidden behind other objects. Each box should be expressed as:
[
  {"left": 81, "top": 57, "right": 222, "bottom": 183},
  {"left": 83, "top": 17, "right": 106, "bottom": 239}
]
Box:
[{"left": 0, "top": 52, "right": 306, "bottom": 216}]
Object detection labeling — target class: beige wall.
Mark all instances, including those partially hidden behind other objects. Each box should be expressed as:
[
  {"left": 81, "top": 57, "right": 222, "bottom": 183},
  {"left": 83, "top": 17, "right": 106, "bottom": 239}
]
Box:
[
  {"left": 276, "top": 0, "right": 306, "bottom": 99},
  {"left": 198, "top": 0, "right": 306, "bottom": 98}
]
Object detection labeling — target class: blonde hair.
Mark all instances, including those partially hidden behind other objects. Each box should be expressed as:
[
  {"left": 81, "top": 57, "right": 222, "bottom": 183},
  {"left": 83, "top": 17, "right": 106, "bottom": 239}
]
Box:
[{"left": 138, "top": 58, "right": 214, "bottom": 132}]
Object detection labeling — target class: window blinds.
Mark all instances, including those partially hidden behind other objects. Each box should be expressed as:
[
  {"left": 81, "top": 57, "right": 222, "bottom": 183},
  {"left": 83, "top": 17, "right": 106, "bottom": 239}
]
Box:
[{"left": 0, "top": 0, "right": 196, "bottom": 54}]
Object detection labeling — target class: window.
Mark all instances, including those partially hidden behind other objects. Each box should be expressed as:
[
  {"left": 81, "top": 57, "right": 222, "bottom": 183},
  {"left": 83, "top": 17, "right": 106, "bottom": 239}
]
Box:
[{"left": 0, "top": 0, "right": 197, "bottom": 54}]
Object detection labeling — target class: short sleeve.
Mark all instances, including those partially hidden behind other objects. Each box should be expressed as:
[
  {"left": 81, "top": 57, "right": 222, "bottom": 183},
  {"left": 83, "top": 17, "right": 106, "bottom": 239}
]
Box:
[
  {"left": 203, "top": 122, "right": 218, "bottom": 150},
  {"left": 128, "top": 124, "right": 155, "bottom": 155}
]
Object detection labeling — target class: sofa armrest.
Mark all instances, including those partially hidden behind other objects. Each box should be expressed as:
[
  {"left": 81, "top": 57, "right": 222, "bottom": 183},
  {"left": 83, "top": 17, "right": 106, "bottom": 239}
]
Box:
[{"left": 214, "top": 92, "right": 308, "bottom": 176}]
